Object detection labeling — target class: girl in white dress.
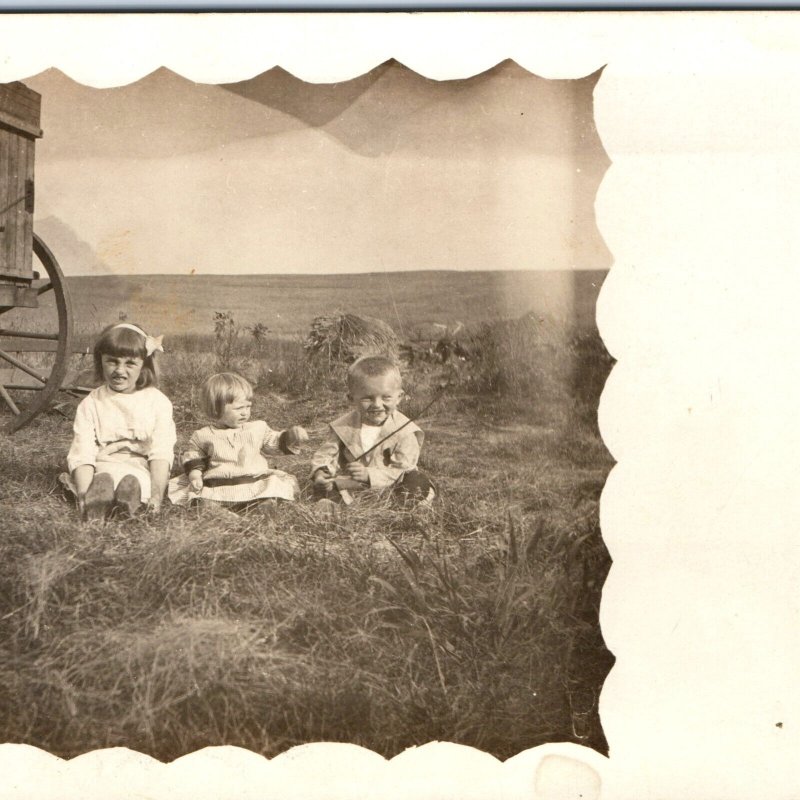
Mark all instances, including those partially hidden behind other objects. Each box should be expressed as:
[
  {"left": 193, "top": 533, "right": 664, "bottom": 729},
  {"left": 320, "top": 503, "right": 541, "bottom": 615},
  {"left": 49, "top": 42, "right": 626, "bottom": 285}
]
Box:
[
  {"left": 63, "top": 323, "right": 176, "bottom": 521},
  {"left": 168, "top": 372, "right": 308, "bottom": 509}
]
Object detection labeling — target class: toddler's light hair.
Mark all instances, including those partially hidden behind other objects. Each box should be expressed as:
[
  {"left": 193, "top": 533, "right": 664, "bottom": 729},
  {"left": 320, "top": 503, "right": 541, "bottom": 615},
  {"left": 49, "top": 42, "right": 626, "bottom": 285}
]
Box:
[
  {"left": 201, "top": 372, "right": 253, "bottom": 420},
  {"left": 347, "top": 355, "right": 403, "bottom": 392}
]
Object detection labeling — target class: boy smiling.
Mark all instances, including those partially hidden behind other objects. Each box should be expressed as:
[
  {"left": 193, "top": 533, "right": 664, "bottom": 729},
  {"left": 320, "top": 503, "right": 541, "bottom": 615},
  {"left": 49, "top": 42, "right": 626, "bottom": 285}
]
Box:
[{"left": 311, "top": 356, "right": 435, "bottom": 505}]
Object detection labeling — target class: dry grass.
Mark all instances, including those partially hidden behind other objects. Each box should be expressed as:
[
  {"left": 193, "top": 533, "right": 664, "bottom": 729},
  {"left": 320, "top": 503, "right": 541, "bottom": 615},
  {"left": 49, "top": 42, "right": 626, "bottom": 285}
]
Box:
[{"left": 0, "top": 323, "right": 613, "bottom": 762}]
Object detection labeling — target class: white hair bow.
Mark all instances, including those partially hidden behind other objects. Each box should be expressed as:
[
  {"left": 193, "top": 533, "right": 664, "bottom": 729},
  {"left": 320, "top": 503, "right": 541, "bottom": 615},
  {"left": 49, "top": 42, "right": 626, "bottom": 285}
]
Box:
[
  {"left": 144, "top": 335, "right": 164, "bottom": 356},
  {"left": 113, "top": 323, "right": 164, "bottom": 356}
]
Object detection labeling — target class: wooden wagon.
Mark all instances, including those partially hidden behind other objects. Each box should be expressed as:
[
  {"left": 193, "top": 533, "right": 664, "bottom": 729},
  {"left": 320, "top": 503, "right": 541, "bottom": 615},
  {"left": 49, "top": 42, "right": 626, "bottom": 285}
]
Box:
[{"left": 0, "top": 81, "right": 77, "bottom": 432}]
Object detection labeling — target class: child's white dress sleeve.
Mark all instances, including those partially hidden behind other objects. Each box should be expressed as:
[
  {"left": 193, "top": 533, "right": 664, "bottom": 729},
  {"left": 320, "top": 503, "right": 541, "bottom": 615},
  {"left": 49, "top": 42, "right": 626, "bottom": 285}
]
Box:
[
  {"left": 66, "top": 395, "right": 99, "bottom": 473},
  {"left": 147, "top": 392, "right": 176, "bottom": 464}
]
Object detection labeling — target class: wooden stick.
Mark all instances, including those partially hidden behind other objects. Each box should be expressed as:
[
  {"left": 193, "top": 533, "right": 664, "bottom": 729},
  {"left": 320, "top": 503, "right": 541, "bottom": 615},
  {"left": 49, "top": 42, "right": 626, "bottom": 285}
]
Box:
[
  {"left": 353, "top": 381, "right": 451, "bottom": 464},
  {"left": 334, "top": 476, "right": 362, "bottom": 506},
  {"left": 0, "top": 348, "right": 46, "bottom": 383},
  {"left": 0, "top": 384, "right": 20, "bottom": 415}
]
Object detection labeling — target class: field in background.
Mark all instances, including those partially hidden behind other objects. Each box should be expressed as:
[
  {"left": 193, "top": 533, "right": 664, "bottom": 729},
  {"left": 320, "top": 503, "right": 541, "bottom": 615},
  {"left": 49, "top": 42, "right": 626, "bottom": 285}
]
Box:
[
  {"left": 64, "top": 269, "right": 605, "bottom": 338},
  {"left": 0, "top": 273, "right": 614, "bottom": 762}
]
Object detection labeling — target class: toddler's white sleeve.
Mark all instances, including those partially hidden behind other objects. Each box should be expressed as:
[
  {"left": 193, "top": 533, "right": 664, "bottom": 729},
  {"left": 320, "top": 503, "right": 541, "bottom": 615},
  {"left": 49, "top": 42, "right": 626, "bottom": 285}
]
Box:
[
  {"left": 260, "top": 422, "right": 284, "bottom": 453},
  {"left": 66, "top": 397, "right": 99, "bottom": 473},
  {"left": 181, "top": 429, "right": 208, "bottom": 470}
]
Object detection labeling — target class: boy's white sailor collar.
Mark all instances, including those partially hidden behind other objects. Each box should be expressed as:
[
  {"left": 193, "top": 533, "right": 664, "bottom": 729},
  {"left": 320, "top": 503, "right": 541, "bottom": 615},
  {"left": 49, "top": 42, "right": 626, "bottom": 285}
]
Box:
[{"left": 329, "top": 409, "right": 423, "bottom": 458}]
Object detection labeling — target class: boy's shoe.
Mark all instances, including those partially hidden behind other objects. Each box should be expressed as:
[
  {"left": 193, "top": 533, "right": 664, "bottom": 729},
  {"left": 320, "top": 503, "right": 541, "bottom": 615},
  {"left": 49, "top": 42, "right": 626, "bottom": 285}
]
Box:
[
  {"left": 114, "top": 475, "right": 142, "bottom": 518},
  {"left": 394, "top": 471, "right": 437, "bottom": 509},
  {"left": 82, "top": 473, "right": 115, "bottom": 522},
  {"left": 416, "top": 485, "right": 437, "bottom": 510}
]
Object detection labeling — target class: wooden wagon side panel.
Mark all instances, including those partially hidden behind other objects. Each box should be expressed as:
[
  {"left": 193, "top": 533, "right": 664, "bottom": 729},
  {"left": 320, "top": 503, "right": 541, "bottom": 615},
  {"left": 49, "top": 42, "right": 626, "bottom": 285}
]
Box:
[
  {"left": 0, "top": 127, "right": 32, "bottom": 284},
  {"left": 0, "top": 81, "right": 78, "bottom": 432},
  {"left": 0, "top": 81, "right": 41, "bottom": 284},
  {"left": 4, "top": 128, "right": 21, "bottom": 278},
  {"left": 0, "top": 83, "right": 42, "bottom": 136},
  {"left": 0, "top": 127, "right": 8, "bottom": 277},
  {"left": 21, "top": 134, "right": 35, "bottom": 276}
]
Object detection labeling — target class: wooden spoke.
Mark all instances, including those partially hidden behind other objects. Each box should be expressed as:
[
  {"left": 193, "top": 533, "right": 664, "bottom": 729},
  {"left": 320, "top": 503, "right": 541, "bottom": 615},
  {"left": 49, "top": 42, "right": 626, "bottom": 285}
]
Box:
[
  {"left": 0, "top": 384, "right": 20, "bottom": 415},
  {"left": 0, "top": 328, "right": 59, "bottom": 340},
  {"left": 4, "top": 382, "right": 88, "bottom": 397},
  {"left": 0, "top": 347, "right": 47, "bottom": 383},
  {"left": 2, "top": 233, "right": 74, "bottom": 432}
]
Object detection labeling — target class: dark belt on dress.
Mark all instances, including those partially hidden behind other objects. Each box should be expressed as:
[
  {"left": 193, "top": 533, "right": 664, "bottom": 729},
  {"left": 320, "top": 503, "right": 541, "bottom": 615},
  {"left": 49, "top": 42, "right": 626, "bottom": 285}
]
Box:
[{"left": 203, "top": 473, "right": 270, "bottom": 488}]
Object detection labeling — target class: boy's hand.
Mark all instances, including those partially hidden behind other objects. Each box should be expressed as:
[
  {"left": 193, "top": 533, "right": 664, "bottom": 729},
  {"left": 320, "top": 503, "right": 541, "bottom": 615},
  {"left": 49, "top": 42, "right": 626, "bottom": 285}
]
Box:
[
  {"left": 284, "top": 425, "right": 309, "bottom": 455},
  {"left": 188, "top": 469, "right": 204, "bottom": 493},
  {"left": 313, "top": 470, "right": 335, "bottom": 491},
  {"left": 345, "top": 462, "right": 369, "bottom": 484}
]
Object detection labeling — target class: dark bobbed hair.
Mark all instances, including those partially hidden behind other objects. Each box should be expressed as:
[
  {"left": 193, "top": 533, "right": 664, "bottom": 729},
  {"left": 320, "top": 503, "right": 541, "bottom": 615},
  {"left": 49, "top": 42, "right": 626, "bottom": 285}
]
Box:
[
  {"left": 93, "top": 323, "right": 159, "bottom": 389},
  {"left": 201, "top": 372, "right": 253, "bottom": 420}
]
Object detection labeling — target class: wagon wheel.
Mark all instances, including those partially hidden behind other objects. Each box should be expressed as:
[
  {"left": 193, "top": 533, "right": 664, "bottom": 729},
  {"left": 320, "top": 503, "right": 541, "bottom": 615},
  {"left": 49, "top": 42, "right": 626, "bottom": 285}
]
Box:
[{"left": 0, "top": 233, "right": 75, "bottom": 432}]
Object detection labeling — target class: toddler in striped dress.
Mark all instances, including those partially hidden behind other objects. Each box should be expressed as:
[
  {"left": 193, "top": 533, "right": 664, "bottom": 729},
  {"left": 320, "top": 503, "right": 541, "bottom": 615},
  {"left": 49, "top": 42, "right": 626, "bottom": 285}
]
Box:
[{"left": 168, "top": 372, "right": 308, "bottom": 509}]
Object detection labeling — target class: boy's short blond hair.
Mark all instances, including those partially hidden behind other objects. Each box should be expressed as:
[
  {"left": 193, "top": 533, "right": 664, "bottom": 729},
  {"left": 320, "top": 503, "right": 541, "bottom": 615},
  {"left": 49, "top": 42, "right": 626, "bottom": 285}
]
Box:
[
  {"left": 201, "top": 372, "right": 253, "bottom": 420},
  {"left": 347, "top": 355, "right": 402, "bottom": 391}
]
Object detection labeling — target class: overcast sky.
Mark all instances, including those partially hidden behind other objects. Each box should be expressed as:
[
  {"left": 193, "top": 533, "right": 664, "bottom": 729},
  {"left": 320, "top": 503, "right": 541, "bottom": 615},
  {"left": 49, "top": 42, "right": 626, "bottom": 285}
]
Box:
[{"left": 25, "top": 61, "right": 610, "bottom": 277}]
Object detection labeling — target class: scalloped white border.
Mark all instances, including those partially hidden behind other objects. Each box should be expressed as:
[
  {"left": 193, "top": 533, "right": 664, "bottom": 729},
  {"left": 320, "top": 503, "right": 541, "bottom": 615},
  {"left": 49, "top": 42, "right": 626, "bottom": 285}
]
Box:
[{"left": 1, "top": 11, "right": 799, "bottom": 800}]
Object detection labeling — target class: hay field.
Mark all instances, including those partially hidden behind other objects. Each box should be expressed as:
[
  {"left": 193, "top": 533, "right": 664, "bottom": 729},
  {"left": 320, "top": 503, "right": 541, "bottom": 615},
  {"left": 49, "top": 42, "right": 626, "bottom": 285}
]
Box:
[
  {"left": 64, "top": 269, "right": 604, "bottom": 338},
  {"left": 0, "top": 277, "right": 613, "bottom": 761}
]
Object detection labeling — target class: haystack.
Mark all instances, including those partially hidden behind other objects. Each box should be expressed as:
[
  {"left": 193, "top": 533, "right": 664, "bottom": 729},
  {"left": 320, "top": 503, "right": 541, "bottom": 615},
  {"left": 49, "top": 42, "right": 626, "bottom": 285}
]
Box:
[{"left": 304, "top": 313, "right": 400, "bottom": 364}]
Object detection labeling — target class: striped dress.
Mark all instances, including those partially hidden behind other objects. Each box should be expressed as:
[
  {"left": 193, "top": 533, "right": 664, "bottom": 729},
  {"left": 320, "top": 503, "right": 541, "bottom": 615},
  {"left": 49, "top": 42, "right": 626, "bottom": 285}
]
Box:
[{"left": 167, "top": 420, "right": 298, "bottom": 505}]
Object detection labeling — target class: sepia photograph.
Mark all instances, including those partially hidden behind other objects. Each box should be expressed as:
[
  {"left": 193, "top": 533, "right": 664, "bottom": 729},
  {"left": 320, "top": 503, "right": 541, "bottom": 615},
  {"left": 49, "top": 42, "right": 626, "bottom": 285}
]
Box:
[
  {"left": 1, "top": 12, "right": 799, "bottom": 800},
  {"left": 0, "top": 50, "right": 614, "bottom": 761}
]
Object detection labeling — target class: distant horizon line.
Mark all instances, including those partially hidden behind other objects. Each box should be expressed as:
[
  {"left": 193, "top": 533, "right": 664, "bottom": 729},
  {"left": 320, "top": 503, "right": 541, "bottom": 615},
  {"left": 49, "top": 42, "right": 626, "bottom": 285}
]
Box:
[{"left": 65, "top": 267, "right": 610, "bottom": 279}]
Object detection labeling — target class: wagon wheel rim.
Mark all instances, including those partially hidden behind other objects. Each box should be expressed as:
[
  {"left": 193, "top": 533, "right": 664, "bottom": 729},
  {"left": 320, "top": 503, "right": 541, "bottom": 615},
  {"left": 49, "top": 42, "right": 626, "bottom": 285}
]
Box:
[{"left": 1, "top": 233, "right": 74, "bottom": 432}]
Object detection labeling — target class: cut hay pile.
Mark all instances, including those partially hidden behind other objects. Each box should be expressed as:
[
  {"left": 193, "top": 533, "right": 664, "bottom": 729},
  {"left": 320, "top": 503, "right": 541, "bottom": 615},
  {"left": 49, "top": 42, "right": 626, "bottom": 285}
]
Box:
[{"left": 304, "top": 313, "right": 400, "bottom": 364}]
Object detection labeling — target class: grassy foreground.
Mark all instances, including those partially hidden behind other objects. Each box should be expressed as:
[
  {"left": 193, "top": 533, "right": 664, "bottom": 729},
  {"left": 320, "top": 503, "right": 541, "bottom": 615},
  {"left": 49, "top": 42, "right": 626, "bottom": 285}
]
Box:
[{"left": 0, "top": 329, "right": 613, "bottom": 761}]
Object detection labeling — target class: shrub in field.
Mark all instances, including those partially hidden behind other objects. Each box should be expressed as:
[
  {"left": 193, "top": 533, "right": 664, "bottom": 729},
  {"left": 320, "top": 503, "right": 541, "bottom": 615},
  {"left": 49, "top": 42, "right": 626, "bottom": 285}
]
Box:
[
  {"left": 198, "top": 309, "right": 612, "bottom": 424},
  {"left": 262, "top": 342, "right": 343, "bottom": 397},
  {"left": 213, "top": 311, "right": 240, "bottom": 369},
  {"left": 305, "top": 314, "right": 400, "bottom": 366},
  {"left": 212, "top": 312, "right": 272, "bottom": 369},
  {"left": 248, "top": 322, "right": 270, "bottom": 346},
  {"left": 160, "top": 337, "right": 333, "bottom": 426},
  {"left": 569, "top": 327, "right": 615, "bottom": 418},
  {"left": 457, "top": 313, "right": 613, "bottom": 424},
  {"left": 455, "top": 313, "right": 568, "bottom": 419},
  {"left": 166, "top": 315, "right": 313, "bottom": 407}
]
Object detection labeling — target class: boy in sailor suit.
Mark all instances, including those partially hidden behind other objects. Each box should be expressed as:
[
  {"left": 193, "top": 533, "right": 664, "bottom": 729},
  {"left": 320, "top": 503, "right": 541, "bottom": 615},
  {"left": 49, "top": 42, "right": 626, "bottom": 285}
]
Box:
[{"left": 311, "top": 355, "right": 435, "bottom": 506}]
